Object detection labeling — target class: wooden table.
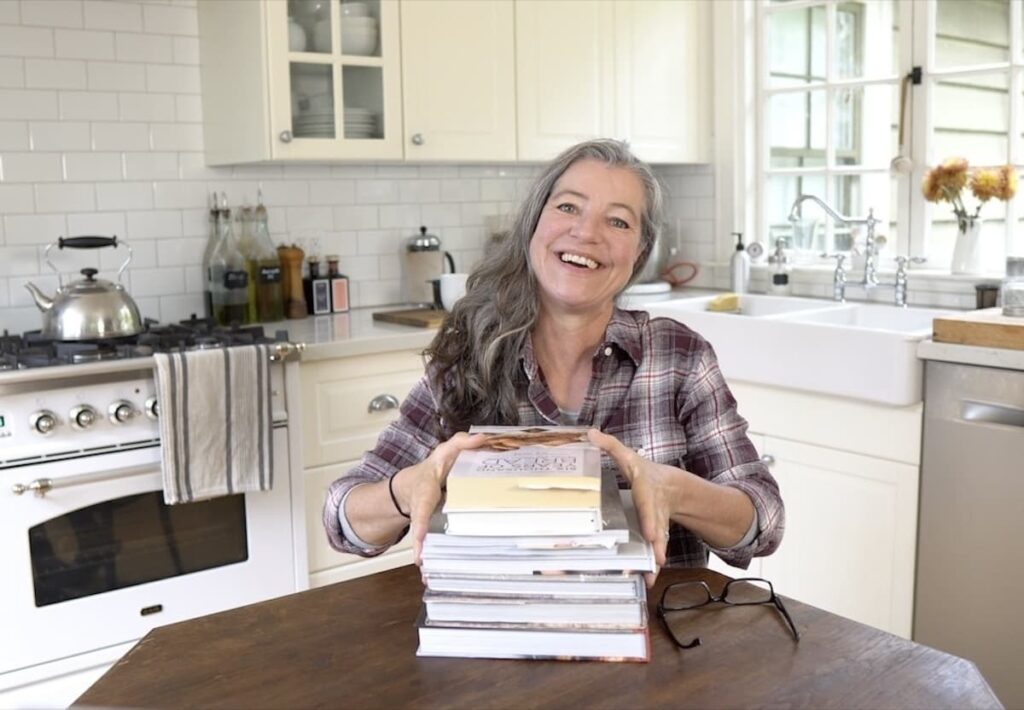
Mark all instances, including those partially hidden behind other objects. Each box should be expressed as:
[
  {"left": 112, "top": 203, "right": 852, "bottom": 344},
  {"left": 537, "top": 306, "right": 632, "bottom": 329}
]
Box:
[{"left": 76, "top": 566, "right": 1001, "bottom": 709}]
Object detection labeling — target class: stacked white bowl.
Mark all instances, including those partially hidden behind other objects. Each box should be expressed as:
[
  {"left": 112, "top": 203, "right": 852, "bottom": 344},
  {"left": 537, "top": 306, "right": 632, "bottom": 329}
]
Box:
[{"left": 341, "top": 3, "right": 377, "bottom": 56}]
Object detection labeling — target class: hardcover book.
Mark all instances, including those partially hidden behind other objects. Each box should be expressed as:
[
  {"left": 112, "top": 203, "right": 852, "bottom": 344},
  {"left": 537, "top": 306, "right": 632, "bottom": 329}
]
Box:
[{"left": 442, "top": 426, "right": 603, "bottom": 536}]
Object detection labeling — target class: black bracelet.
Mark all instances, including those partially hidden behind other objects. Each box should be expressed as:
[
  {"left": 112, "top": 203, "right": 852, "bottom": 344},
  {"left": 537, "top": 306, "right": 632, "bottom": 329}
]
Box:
[{"left": 388, "top": 473, "right": 411, "bottom": 519}]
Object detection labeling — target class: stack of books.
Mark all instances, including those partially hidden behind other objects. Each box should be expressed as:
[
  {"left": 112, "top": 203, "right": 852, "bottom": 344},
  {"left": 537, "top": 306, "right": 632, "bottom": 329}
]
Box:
[{"left": 416, "top": 427, "right": 655, "bottom": 662}]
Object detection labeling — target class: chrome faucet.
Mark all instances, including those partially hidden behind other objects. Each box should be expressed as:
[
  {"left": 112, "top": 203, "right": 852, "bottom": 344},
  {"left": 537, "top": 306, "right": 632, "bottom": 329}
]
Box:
[{"left": 787, "top": 195, "right": 923, "bottom": 306}]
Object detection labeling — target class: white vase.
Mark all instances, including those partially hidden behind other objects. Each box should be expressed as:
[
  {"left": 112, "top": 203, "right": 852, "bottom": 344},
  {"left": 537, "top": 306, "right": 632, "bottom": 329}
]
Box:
[{"left": 950, "top": 218, "right": 985, "bottom": 275}]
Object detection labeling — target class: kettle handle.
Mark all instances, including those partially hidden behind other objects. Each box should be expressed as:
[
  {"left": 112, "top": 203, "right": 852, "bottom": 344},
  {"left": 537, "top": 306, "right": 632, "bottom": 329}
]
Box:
[
  {"left": 44, "top": 236, "right": 133, "bottom": 284},
  {"left": 444, "top": 251, "right": 456, "bottom": 274}
]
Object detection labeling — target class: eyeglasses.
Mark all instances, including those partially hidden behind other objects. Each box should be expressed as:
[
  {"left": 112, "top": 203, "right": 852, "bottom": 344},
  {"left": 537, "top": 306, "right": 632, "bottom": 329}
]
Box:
[{"left": 657, "top": 577, "right": 800, "bottom": 650}]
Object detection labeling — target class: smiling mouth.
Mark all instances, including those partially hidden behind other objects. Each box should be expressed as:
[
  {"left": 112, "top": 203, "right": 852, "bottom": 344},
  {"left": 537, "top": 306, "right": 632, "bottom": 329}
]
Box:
[{"left": 559, "top": 252, "right": 601, "bottom": 270}]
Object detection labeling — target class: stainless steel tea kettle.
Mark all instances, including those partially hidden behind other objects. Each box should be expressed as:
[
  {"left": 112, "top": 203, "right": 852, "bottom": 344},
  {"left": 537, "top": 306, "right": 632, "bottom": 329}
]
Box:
[{"left": 25, "top": 236, "right": 144, "bottom": 340}]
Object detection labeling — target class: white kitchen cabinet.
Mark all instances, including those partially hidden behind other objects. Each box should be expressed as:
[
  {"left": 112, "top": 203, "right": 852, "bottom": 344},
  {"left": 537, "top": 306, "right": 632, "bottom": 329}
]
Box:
[
  {"left": 714, "top": 381, "right": 922, "bottom": 639},
  {"left": 300, "top": 348, "right": 424, "bottom": 587},
  {"left": 515, "top": 0, "right": 709, "bottom": 164},
  {"left": 400, "top": 0, "right": 516, "bottom": 161},
  {"left": 198, "top": 0, "right": 404, "bottom": 165}
]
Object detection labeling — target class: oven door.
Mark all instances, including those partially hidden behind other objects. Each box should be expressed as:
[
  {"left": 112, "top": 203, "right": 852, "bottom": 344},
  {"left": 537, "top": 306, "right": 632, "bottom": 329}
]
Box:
[{"left": 1, "top": 427, "right": 295, "bottom": 674}]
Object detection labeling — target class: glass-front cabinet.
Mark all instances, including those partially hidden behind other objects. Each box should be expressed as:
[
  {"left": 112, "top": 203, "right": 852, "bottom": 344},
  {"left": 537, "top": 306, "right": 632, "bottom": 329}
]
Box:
[
  {"left": 268, "top": 0, "right": 402, "bottom": 160},
  {"left": 198, "top": 0, "right": 402, "bottom": 164}
]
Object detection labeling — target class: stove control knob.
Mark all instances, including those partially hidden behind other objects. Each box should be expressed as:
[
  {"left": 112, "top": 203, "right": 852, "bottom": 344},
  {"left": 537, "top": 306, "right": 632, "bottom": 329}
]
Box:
[
  {"left": 108, "top": 401, "right": 136, "bottom": 424},
  {"left": 144, "top": 396, "right": 159, "bottom": 420},
  {"left": 70, "top": 405, "right": 97, "bottom": 430},
  {"left": 30, "top": 410, "right": 58, "bottom": 436}
]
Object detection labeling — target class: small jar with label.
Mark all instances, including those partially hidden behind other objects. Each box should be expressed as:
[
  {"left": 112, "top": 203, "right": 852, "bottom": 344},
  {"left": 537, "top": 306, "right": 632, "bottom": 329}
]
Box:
[{"left": 1001, "top": 256, "right": 1024, "bottom": 317}]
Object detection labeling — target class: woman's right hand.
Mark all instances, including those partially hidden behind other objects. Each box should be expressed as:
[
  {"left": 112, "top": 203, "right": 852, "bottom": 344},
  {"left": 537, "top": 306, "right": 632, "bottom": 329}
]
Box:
[{"left": 393, "top": 432, "right": 488, "bottom": 564}]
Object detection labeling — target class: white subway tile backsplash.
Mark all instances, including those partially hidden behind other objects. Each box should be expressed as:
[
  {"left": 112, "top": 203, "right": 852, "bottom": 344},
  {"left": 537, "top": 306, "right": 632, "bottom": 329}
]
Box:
[
  {"left": 9, "top": 273, "right": 60, "bottom": 307},
  {"left": 87, "top": 60, "right": 145, "bottom": 91},
  {"left": 180, "top": 207, "right": 207, "bottom": 237},
  {"left": 379, "top": 204, "right": 421, "bottom": 230},
  {"left": 127, "top": 265, "right": 183, "bottom": 296},
  {"left": 141, "top": 3, "right": 197, "bottom": 36},
  {"left": 0, "top": 120, "right": 30, "bottom": 150},
  {"left": 398, "top": 179, "right": 439, "bottom": 204},
  {"left": 285, "top": 205, "right": 333, "bottom": 231},
  {"left": 0, "top": 57, "right": 24, "bottom": 88},
  {"left": 91, "top": 120, "right": 150, "bottom": 150},
  {"left": 115, "top": 31, "right": 172, "bottom": 63},
  {"left": 156, "top": 234, "right": 202, "bottom": 266},
  {"left": 25, "top": 58, "right": 88, "bottom": 90},
  {"left": 102, "top": 235, "right": 154, "bottom": 267},
  {"left": 0, "top": 26, "right": 55, "bottom": 58},
  {"left": 375, "top": 165, "right": 419, "bottom": 179},
  {"left": 126, "top": 209, "right": 181, "bottom": 239},
  {"left": 260, "top": 180, "right": 310, "bottom": 207},
  {"left": 333, "top": 205, "right": 378, "bottom": 231},
  {"left": 0, "top": 88, "right": 59, "bottom": 120},
  {"left": 119, "top": 92, "right": 174, "bottom": 121},
  {"left": 2, "top": 152, "right": 63, "bottom": 182},
  {"left": 84, "top": 1, "right": 143, "bottom": 32},
  {"left": 158, "top": 292, "right": 203, "bottom": 322},
  {"left": 0, "top": 246, "right": 39, "bottom": 277},
  {"left": 0, "top": 0, "right": 19, "bottom": 24},
  {"left": 378, "top": 253, "right": 400, "bottom": 279},
  {"left": 440, "top": 179, "right": 480, "bottom": 203},
  {"left": 30, "top": 121, "right": 91, "bottom": 150},
  {"left": 67, "top": 210, "right": 125, "bottom": 236},
  {"left": 309, "top": 179, "right": 355, "bottom": 205},
  {"left": 357, "top": 229, "right": 402, "bottom": 257},
  {"left": 0, "top": 184, "right": 34, "bottom": 214},
  {"left": 4, "top": 213, "right": 67, "bottom": 245},
  {"left": 96, "top": 181, "right": 153, "bottom": 210},
  {"left": 421, "top": 203, "right": 461, "bottom": 228},
  {"left": 150, "top": 121, "right": 201, "bottom": 150},
  {"left": 56, "top": 28, "right": 116, "bottom": 60},
  {"left": 144, "top": 63, "right": 199, "bottom": 93},
  {"left": 35, "top": 182, "right": 94, "bottom": 212},
  {"left": 21, "top": 0, "right": 83, "bottom": 29},
  {"left": 329, "top": 165, "right": 376, "bottom": 179},
  {"left": 281, "top": 163, "right": 332, "bottom": 178},
  {"left": 123, "top": 151, "right": 177, "bottom": 179},
  {"left": 151, "top": 179, "right": 204, "bottom": 208},
  {"left": 172, "top": 35, "right": 199, "bottom": 65},
  {"left": 344, "top": 255, "right": 379, "bottom": 282},
  {"left": 174, "top": 93, "right": 200, "bottom": 122},
  {"left": 59, "top": 89, "right": 117, "bottom": 119},
  {"left": 355, "top": 179, "right": 399, "bottom": 204},
  {"left": 479, "top": 178, "right": 517, "bottom": 202}
]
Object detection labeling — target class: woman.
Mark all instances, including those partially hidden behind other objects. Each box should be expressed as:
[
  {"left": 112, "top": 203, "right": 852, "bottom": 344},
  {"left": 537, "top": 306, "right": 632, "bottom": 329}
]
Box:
[{"left": 324, "top": 139, "right": 783, "bottom": 584}]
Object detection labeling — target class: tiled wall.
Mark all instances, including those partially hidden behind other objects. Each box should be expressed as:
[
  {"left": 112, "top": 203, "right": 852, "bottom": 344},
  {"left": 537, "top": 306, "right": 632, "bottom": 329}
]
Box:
[{"left": 0, "top": 0, "right": 716, "bottom": 334}]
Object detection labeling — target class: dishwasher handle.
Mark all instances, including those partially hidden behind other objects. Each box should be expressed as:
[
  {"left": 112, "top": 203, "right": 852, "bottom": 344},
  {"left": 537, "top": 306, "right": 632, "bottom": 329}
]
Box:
[{"left": 961, "top": 400, "right": 1024, "bottom": 429}]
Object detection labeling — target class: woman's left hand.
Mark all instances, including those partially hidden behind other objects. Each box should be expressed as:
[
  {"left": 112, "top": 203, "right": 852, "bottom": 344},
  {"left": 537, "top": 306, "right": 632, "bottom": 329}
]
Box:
[{"left": 587, "top": 429, "right": 683, "bottom": 587}]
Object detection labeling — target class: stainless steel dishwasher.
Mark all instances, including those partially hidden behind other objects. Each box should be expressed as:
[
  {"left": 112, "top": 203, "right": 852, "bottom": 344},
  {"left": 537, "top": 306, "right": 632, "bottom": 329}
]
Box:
[{"left": 915, "top": 359, "right": 1024, "bottom": 709}]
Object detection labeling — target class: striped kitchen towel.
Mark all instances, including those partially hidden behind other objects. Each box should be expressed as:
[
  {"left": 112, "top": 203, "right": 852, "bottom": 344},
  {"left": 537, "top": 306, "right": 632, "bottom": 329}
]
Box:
[{"left": 153, "top": 344, "right": 273, "bottom": 504}]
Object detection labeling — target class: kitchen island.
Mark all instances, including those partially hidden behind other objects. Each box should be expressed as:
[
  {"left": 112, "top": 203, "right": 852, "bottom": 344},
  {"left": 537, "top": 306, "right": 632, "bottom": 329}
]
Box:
[{"left": 75, "top": 566, "right": 1000, "bottom": 709}]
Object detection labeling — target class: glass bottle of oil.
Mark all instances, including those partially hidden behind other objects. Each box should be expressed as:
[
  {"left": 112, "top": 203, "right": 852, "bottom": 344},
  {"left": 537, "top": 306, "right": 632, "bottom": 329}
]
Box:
[
  {"left": 209, "top": 193, "right": 250, "bottom": 326},
  {"left": 236, "top": 205, "right": 259, "bottom": 323},
  {"left": 248, "top": 193, "right": 284, "bottom": 322},
  {"left": 201, "top": 191, "right": 219, "bottom": 319}
]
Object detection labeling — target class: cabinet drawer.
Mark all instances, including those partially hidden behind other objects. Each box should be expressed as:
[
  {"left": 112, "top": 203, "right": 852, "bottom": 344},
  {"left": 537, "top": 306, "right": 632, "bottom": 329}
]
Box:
[
  {"left": 302, "top": 350, "right": 425, "bottom": 467},
  {"left": 305, "top": 461, "right": 413, "bottom": 576}
]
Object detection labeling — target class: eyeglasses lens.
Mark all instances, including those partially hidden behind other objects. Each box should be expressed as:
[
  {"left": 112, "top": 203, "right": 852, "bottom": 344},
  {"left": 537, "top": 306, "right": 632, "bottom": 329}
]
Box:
[
  {"left": 724, "top": 579, "right": 773, "bottom": 605},
  {"left": 663, "top": 583, "right": 712, "bottom": 609}
]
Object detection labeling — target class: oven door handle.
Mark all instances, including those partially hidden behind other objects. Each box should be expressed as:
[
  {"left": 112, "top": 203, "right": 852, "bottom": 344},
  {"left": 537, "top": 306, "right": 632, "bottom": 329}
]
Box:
[{"left": 11, "top": 463, "right": 158, "bottom": 497}]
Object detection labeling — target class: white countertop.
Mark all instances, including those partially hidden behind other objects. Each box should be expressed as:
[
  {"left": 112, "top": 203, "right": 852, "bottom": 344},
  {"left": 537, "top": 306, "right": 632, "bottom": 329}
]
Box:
[
  {"left": 268, "top": 308, "right": 438, "bottom": 362},
  {"left": 916, "top": 339, "right": 1024, "bottom": 372}
]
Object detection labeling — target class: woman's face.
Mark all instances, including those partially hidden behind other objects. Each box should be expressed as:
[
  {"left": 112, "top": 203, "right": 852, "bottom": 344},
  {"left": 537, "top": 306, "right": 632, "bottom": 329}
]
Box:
[{"left": 529, "top": 159, "right": 646, "bottom": 316}]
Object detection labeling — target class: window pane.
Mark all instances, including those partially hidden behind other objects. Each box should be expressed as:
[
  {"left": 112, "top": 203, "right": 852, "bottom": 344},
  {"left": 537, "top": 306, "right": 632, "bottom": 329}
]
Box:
[
  {"left": 833, "top": 84, "right": 899, "bottom": 168},
  {"left": 933, "top": 72, "right": 1009, "bottom": 166},
  {"left": 770, "top": 90, "right": 826, "bottom": 168},
  {"left": 768, "top": 6, "right": 826, "bottom": 87},
  {"left": 935, "top": 0, "right": 1009, "bottom": 69},
  {"left": 833, "top": 174, "right": 895, "bottom": 254},
  {"left": 836, "top": 1, "right": 896, "bottom": 79}
]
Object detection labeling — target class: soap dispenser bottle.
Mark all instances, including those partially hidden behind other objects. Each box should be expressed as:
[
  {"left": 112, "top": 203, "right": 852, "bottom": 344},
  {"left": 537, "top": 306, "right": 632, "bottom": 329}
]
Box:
[
  {"left": 729, "top": 232, "right": 751, "bottom": 293},
  {"left": 768, "top": 237, "right": 792, "bottom": 295}
]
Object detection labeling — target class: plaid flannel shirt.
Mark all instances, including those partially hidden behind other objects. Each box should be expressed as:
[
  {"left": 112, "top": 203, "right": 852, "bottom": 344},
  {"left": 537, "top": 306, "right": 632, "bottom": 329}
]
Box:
[{"left": 323, "top": 308, "right": 784, "bottom": 569}]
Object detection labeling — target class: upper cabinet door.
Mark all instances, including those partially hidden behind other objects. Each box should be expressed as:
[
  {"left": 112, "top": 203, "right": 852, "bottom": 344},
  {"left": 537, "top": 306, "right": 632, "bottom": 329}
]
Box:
[
  {"left": 613, "top": 0, "right": 709, "bottom": 163},
  {"left": 267, "top": 0, "right": 404, "bottom": 161},
  {"left": 515, "top": 1, "right": 615, "bottom": 162},
  {"left": 400, "top": 0, "right": 516, "bottom": 162}
]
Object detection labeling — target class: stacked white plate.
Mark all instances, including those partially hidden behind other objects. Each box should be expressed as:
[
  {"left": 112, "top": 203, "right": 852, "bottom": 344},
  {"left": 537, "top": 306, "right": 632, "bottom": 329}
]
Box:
[
  {"left": 293, "top": 110, "right": 336, "bottom": 138},
  {"left": 344, "top": 107, "right": 377, "bottom": 138}
]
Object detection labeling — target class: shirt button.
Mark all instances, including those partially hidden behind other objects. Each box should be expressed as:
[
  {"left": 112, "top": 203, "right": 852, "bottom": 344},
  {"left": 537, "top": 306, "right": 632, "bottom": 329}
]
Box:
[
  {"left": 603, "top": 347, "right": 613, "bottom": 356},
  {"left": 637, "top": 447, "right": 646, "bottom": 457}
]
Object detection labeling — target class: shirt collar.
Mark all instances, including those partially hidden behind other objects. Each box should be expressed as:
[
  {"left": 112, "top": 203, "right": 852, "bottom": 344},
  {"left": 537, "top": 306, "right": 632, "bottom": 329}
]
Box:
[{"left": 520, "top": 307, "right": 644, "bottom": 376}]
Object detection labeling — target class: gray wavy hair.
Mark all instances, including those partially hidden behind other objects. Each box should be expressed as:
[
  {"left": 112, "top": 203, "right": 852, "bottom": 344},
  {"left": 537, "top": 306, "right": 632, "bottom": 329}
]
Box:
[{"left": 425, "top": 139, "right": 664, "bottom": 436}]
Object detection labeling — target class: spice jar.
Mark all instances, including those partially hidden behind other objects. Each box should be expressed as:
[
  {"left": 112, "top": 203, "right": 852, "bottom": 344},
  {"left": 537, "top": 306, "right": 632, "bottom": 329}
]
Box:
[{"left": 1001, "top": 256, "right": 1024, "bottom": 317}]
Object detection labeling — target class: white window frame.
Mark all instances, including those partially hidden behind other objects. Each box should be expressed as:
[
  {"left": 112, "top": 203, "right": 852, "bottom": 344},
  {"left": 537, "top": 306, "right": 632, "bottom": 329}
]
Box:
[{"left": 716, "top": 0, "right": 1024, "bottom": 277}]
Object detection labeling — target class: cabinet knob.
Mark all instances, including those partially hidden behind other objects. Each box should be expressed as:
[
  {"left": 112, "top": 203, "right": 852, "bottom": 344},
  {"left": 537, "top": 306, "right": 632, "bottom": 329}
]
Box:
[
  {"left": 410, "top": 133, "right": 424, "bottom": 146},
  {"left": 368, "top": 394, "right": 400, "bottom": 413},
  {"left": 760, "top": 454, "right": 775, "bottom": 467},
  {"left": 279, "top": 130, "right": 293, "bottom": 143}
]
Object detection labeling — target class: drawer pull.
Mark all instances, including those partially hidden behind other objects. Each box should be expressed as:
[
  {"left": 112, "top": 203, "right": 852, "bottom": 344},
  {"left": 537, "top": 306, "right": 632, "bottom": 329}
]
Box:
[{"left": 368, "top": 394, "right": 400, "bottom": 413}]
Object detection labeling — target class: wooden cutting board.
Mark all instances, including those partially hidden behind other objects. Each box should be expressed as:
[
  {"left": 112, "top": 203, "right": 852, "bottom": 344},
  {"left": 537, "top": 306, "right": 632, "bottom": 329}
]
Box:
[
  {"left": 933, "top": 307, "right": 1024, "bottom": 351},
  {"left": 372, "top": 307, "right": 446, "bottom": 328}
]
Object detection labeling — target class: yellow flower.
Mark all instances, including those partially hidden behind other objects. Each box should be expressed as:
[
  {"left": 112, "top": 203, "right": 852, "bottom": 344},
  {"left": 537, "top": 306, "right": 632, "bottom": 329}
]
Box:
[
  {"left": 998, "top": 165, "right": 1018, "bottom": 201},
  {"left": 921, "top": 169, "right": 945, "bottom": 202},
  {"left": 970, "top": 168, "right": 1002, "bottom": 202},
  {"left": 933, "top": 157, "right": 969, "bottom": 194}
]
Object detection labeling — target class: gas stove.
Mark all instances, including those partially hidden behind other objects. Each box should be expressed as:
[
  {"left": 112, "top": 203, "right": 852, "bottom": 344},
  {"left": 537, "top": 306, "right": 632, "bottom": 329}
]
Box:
[{"left": 0, "top": 317, "right": 290, "bottom": 371}]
